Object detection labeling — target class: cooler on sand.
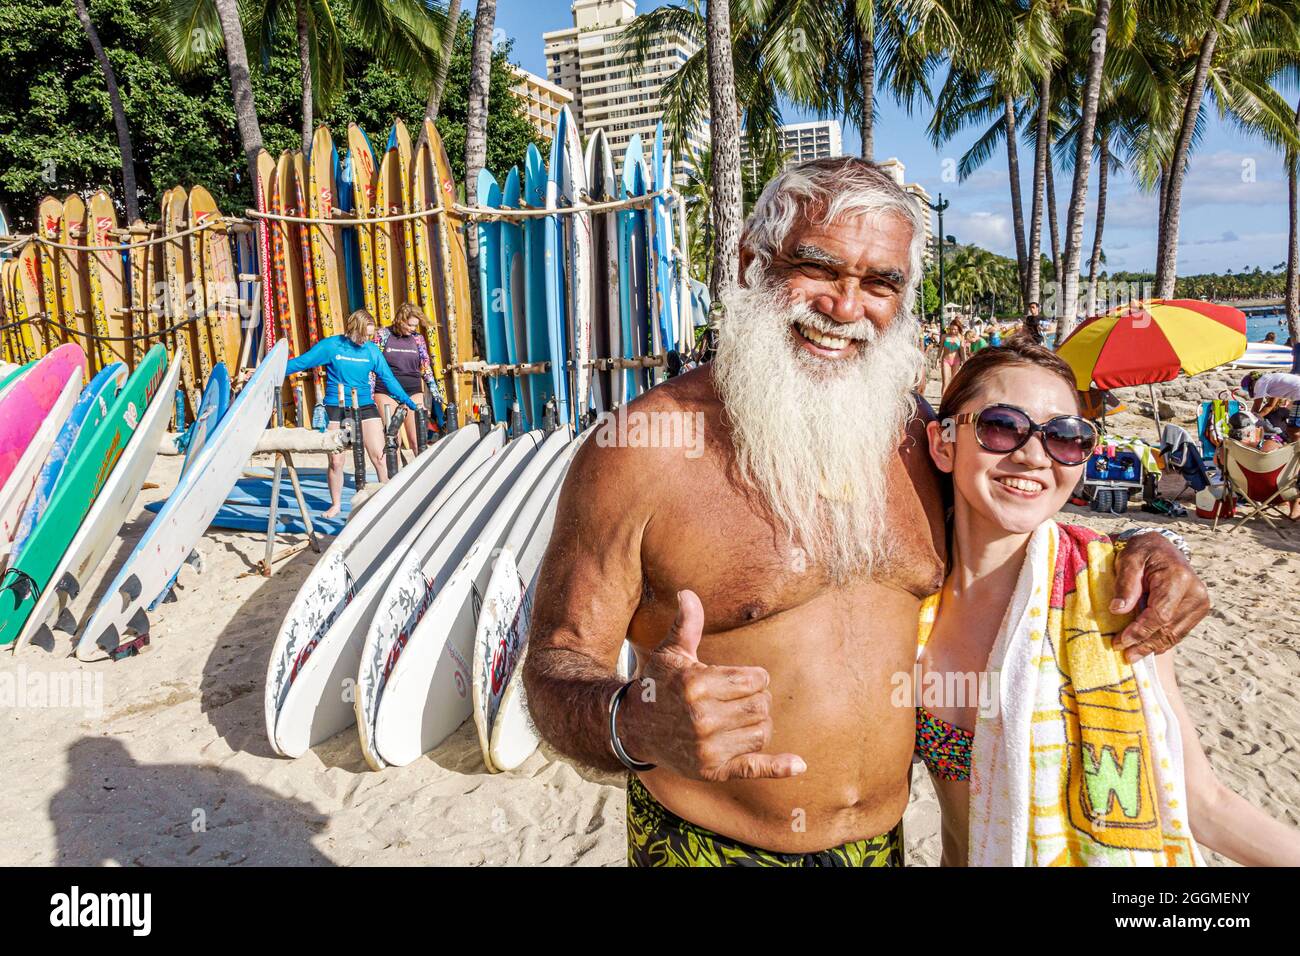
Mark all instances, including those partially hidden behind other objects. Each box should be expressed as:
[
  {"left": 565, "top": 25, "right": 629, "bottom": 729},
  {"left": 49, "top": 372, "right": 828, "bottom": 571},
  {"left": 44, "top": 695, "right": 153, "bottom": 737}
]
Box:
[{"left": 1083, "top": 446, "right": 1144, "bottom": 514}]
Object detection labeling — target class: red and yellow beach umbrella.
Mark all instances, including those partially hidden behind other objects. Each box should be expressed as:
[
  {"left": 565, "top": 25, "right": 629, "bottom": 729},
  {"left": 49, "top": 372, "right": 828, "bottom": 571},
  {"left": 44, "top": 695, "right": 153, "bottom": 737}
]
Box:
[{"left": 1057, "top": 299, "right": 1247, "bottom": 391}]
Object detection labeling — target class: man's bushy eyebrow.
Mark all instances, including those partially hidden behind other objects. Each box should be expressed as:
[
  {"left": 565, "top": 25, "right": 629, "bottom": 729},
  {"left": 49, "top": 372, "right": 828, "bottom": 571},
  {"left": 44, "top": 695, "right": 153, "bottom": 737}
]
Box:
[{"left": 792, "top": 243, "right": 845, "bottom": 266}]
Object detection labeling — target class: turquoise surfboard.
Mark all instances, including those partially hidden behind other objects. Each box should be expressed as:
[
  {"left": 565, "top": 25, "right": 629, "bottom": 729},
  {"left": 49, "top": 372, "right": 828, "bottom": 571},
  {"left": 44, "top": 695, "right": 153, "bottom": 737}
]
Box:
[
  {"left": 523, "top": 145, "right": 555, "bottom": 428},
  {"left": 545, "top": 113, "right": 571, "bottom": 426},
  {"left": 476, "top": 170, "right": 512, "bottom": 425},
  {"left": 500, "top": 167, "right": 530, "bottom": 431},
  {"left": 11, "top": 362, "right": 127, "bottom": 560},
  {"left": 619, "top": 136, "right": 651, "bottom": 399},
  {"left": 651, "top": 122, "right": 676, "bottom": 362}
]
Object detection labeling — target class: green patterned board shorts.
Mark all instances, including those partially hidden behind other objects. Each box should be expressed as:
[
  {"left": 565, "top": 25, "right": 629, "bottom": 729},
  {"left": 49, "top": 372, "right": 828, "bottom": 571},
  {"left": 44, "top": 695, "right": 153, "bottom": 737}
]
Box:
[{"left": 626, "top": 774, "right": 905, "bottom": 867}]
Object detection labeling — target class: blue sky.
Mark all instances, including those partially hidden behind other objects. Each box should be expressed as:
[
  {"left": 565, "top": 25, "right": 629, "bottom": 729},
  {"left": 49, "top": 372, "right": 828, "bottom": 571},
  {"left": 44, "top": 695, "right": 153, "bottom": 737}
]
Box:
[{"left": 489, "top": 0, "right": 1297, "bottom": 276}]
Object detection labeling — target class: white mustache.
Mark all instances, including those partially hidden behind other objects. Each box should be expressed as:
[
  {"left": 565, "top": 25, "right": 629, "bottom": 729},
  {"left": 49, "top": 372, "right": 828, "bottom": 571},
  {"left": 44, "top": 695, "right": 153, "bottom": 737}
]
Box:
[{"left": 789, "top": 308, "right": 880, "bottom": 344}]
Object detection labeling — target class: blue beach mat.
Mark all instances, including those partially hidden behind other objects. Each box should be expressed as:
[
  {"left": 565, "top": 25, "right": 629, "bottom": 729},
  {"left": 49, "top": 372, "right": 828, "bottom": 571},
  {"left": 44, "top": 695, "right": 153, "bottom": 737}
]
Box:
[{"left": 143, "top": 468, "right": 377, "bottom": 536}]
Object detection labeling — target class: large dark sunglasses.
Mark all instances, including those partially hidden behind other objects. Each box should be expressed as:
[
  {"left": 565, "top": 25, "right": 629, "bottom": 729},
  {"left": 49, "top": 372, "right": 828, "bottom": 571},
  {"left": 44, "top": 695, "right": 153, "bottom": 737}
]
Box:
[{"left": 953, "top": 403, "right": 1098, "bottom": 466}]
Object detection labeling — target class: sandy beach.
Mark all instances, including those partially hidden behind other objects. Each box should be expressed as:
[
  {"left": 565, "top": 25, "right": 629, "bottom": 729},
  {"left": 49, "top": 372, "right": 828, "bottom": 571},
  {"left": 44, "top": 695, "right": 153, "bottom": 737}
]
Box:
[{"left": 2, "top": 371, "right": 1297, "bottom": 867}]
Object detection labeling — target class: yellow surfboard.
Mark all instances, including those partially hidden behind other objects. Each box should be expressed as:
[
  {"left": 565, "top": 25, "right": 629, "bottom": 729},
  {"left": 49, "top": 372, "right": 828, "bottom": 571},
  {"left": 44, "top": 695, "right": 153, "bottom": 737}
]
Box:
[
  {"left": 161, "top": 186, "right": 200, "bottom": 409},
  {"left": 292, "top": 150, "right": 327, "bottom": 405},
  {"left": 87, "top": 190, "right": 129, "bottom": 370},
  {"left": 188, "top": 186, "right": 241, "bottom": 373},
  {"left": 309, "top": 126, "right": 345, "bottom": 341},
  {"left": 412, "top": 125, "right": 449, "bottom": 400},
  {"left": 392, "top": 120, "right": 420, "bottom": 316},
  {"left": 346, "top": 124, "right": 379, "bottom": 320},
  {"left": 15, "top": 241, "right": 47, "bottom": 359},
  {"left": 59, "top": 194, "right": 98, "bottom": 370},
  {"left": 36, "top": 197, "right": 65, "bottom": 353},
  {"left": 374, "top": 146, "right": 409, "bottom": 328},
  {"left": 428, "top": 124, "right": 475, "bottom": 426},
  {"left": 126, "top": 218, "right": 152, "bottom": 367},
  {"left": 275, "top": 150, "right": 315, "bottom": 418}
]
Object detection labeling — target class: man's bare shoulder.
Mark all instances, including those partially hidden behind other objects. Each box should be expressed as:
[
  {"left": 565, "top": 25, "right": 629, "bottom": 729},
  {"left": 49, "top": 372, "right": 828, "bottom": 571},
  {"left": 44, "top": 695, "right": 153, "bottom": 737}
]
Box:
[{"left": 567, "top": 366, "right": 721, "bottom": 499}]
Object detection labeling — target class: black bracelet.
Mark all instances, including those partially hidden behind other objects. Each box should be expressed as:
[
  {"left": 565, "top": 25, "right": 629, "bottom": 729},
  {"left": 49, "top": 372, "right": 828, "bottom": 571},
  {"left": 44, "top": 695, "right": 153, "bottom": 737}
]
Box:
[{"left": 608, "top": 679, "right": 656, "bottom": 772}]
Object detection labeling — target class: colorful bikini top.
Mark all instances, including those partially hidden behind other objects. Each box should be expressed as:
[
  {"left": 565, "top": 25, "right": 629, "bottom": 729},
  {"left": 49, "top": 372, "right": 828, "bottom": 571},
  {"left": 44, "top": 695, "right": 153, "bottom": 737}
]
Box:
[
  {"left": 913, "top": 593, "right": 973, "bottom": 782},
  {"left": 915, "top": 707, "right": 972, "bottom": 782}
]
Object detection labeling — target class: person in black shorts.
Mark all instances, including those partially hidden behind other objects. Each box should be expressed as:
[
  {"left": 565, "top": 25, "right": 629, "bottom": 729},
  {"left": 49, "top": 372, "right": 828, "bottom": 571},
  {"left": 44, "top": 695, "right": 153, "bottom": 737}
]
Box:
[{"left": 375, "top": 302, "right": 440, "bottom": 452}]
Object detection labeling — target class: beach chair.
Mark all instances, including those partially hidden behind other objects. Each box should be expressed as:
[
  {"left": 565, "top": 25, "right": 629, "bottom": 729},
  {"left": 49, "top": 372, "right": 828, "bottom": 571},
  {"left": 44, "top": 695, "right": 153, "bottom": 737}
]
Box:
[
  {"left": 1197, "top": 397, "right": 1240, "bottom": 460},
  {"left": 1215, "top": 439, "right": 1300, "bottom": 532},
  {"left": 1158, "top": 423, "right": 1217, "bottom": 499}
]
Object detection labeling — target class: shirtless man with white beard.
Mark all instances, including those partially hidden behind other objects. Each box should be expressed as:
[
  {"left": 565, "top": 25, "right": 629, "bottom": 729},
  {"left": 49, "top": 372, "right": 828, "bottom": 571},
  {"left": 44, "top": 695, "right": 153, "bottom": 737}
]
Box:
[{"left": 523, "top": 157, "right": 1209, "bottom": 866}]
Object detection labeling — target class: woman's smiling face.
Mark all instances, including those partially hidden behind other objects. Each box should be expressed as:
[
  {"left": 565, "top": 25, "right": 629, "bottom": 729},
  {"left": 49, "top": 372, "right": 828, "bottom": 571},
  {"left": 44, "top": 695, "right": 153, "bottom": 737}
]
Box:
[{"left": 928, "top": 364, "right": 1086, "bottom": 534}]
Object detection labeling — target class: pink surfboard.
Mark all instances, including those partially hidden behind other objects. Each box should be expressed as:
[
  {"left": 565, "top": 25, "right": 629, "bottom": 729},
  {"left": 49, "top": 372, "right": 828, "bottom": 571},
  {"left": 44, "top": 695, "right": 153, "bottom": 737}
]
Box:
[{"left": 0, "top": 343, "right": 86, "bottom": 490}]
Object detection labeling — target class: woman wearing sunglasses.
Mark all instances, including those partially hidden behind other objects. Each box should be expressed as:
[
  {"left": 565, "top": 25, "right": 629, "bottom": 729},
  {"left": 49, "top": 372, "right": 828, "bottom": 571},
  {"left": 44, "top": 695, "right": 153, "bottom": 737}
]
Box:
[{"left": 915, "top": 341, "right": 1300, "bottom": 866}]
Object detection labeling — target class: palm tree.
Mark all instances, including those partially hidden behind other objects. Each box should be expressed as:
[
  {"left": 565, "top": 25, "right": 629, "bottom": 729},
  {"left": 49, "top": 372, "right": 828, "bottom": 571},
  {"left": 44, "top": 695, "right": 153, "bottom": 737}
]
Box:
[
  {"left": 213, "top": 0, "right": 265, "bottom": 187},
  {"left": 423, "top": 0, "right": 461, "bottom": 126},
  {"left": 1057, "top": 0, "right": 1112, "bottom": 340},
  {"left": 464, "top": 0, "right": 495, "bottom": 190},
  {"left": 706, "top": 0, "right": 742, "bottom": 298},
  {"left": 72, "top": 0, "right": 141, "bottom": 221},
  {"left": 1287, "top": 97, "right": 1300, "bottom": 344},
  {"left": 1154, "top": 0, "right": 1232, "bottom": 296},
  {"left": 156, "top": 0, "right": 443, "bottom": 159}
]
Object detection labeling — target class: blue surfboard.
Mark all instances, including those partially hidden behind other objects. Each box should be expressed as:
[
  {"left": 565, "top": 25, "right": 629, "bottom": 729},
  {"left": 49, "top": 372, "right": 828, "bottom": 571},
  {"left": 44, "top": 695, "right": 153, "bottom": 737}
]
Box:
[
  {"left": 545, "top": 113, "right": 572, "bottom": 426},
  {"left": 476, "top": 170, "right": 512, "bottom": 424},
  {"left": 500, "top": 167, "right": 530, "bottom": 431},
  {"left": 10, "top": 362, "right": 128, "bottom": 560},
  {"left": 523, "top": 145, "right": 555, "bottom": 428},
  {"left": 619, "top": 136, "right": 652, "bottom": 398},
  {"left": 651, "top": 122, "right": 676, "bottom": 363}
]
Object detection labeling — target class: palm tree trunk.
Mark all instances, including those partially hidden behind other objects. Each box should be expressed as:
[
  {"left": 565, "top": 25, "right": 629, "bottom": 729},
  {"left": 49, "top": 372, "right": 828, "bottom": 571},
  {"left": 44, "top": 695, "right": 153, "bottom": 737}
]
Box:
[
  {"left": 1026, "top": 73, "right": 1050, "bottom": 308},
  {"left": 212, "top": 0, "right": 264, "bottom": 189},
  {"left": 1003, "top": 92, "right": 1029, "bottom": 307},
  {"left": 1058, "top": 0, "right": 1111, "bottom": 341},
  {"left": 1287, "top": 98, "right": 1300, "bottom": 347},
  {"left": 1086, "top": 131, "right": 1110, "bottom": 318},
  {"left": 1047, "top": 147, "right": 1061, "bottom": 286},
  {"left": 1155, "top": 0, "right": 1232, "bottom": 297},
  {"left": 706, "top": 0, "right": 742, "bottom": 299},
  {"left": 72, "top": 0, "right": 139, "bottom": 221},
  {"left": 857, "top": 19, "right": 875, "bottom": 161},
  {"left": 418, "top": 0, "right": 462, "bottom": 153},
  {"left": 465, "top": 0, "right": 495, "bottom": 189},
  {"left": 296, "top": 0, "right": 313, "bottom": 154}
]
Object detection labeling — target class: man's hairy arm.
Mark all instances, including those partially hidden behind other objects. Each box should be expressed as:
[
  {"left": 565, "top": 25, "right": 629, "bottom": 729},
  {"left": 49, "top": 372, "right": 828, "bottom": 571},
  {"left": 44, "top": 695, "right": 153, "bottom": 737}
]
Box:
[{"left": 523, "top": 437, "right": 649, "bottom": 772}]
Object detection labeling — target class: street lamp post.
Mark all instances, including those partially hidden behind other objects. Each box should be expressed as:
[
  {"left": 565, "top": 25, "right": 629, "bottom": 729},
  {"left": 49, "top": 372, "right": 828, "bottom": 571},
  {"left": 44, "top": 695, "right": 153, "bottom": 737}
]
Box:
[{"left": 926, "top": 193, "right": 950, "bottom": 315}]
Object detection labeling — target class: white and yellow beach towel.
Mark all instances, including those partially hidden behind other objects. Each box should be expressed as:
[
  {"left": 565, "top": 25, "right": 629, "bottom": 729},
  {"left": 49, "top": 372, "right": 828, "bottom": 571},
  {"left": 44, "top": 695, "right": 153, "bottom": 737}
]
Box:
[{"left": 922, "top": 521, "right": 1204, "bottom": 866}]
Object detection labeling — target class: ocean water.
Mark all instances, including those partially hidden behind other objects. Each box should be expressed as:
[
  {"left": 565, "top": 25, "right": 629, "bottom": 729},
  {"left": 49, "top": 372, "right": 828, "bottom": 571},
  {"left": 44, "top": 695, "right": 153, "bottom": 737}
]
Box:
[{"left": 1247, "top": 311, "right": 1290, "bottom": 343}]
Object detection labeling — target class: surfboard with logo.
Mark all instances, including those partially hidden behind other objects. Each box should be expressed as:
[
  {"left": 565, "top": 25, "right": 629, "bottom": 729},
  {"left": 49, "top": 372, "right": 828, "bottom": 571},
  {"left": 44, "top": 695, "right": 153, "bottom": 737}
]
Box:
[
  {"left": 618, "top": 135, "right": 651, "bottom": 400},
  {"left": 86, "top": 190, "right": 129, "bottom": 371},
  {"left": 272, "top": 153, "right": 310, "bottom": 423},
  {"left": 345, "top": 125, "right": 379, "bottom": 320},
  {"left": 58, "top": 194, "right": 98, "bottom": 372},
  {"left": 390, "top": 120, "right": 419, "bottom": 315},
  {"left": 309, "top": 126, "right": 345, "bottom": 340},
  {"left": 411, "top": 125, "right": 449, "bottom": 402}
]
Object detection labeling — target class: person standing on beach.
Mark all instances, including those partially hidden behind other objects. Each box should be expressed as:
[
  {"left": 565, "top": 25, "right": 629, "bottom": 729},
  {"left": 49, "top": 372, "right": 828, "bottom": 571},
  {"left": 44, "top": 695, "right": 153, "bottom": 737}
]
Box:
[
  {"left": 523, "top": 157, "right": 1210, "bottom": 867},
  {"left": 1021, "top": 301, "right": 1043, "bottom": 344},
  {"left": 375, "top": 302, "right": 442, "bottom": 450},
  {"left": 286, "top": 309, "right": 420, "bottom": 518}
]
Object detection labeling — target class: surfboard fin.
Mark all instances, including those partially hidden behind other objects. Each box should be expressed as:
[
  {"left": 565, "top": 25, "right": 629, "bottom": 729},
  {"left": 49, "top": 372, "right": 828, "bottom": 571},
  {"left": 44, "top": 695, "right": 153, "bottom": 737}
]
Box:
[
  {"left": 126, "top": 607, "right": 150, "bottom": 637},
  {"left": 95, "top": 626, "right": 121, "bottom": 654},
  {"left": 55, "top": 573, "right": 80, "bottom": 599},
  {"left": 53, "top": 607, "right": 78, "bottom": 635},
  {"left": 185, "top": 549, "right": 204, "bottom": 573},
  {"left": 119, "top": 574, "right": 143, "bottom": 602}
]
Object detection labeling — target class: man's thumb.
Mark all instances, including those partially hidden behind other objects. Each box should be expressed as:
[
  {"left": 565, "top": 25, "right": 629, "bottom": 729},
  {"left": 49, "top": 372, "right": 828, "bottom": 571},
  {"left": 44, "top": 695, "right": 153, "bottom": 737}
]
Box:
[{"left": 659, "top": 589, "right": 704, "bottom": 660}]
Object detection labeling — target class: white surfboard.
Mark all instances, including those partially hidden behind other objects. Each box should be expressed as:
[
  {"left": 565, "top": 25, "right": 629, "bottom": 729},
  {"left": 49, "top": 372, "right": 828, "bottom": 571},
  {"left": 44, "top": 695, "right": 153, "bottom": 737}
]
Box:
[
  {"left": 470, "top": 442, "right": 576, "bottom": 770},
  {"left": 373, "top": 428, "right": 572, "bottom": 767},
  {"left": 13, "top": 359, "right": 183, "bottom": 653},
  {"left": 271, "top": 426, "right": 507, "bottom": 757},
  {"left": 263, "top": 424, "right": 482, "bottom": 755},
  {"left": 75, "top": 341, "right": 288, "bottom": 659},
  {"left": 356, "top": 431, "right": 543, "bottom": 770},
  {"left": 0, "top": 373, "right": 80, "bottom": 565}
]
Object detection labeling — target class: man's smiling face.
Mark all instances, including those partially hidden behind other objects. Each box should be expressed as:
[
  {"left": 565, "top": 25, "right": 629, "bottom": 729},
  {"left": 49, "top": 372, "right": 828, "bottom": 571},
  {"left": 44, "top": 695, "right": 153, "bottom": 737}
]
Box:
[{"left": 740, "top": 209, "right": 914, "bottom": 363}]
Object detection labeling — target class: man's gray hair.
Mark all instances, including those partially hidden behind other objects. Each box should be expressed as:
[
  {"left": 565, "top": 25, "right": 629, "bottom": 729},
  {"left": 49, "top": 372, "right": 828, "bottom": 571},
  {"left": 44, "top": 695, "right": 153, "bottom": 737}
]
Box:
[{"left": 741, "top": 157, "right": 928, "bottom": 319}]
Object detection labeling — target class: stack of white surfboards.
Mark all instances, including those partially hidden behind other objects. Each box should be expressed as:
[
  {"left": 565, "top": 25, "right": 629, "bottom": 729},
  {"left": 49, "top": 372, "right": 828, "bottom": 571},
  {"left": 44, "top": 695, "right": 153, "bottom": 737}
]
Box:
[{"left": 264, "top": 422, "right": 634, "bottom": 772}]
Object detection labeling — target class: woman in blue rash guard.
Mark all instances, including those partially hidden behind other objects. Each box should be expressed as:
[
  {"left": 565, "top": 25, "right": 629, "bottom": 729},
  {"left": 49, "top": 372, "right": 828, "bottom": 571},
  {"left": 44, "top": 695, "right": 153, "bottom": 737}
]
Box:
[{"left": 287, "top": 308, "right": 420, "bottom": 518}]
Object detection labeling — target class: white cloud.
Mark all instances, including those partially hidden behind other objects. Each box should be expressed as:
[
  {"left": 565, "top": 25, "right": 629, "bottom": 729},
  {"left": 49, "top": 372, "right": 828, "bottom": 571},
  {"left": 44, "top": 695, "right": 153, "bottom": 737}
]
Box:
[{"left": 948, "top": 211, "right": 1013, "bottom": 253}]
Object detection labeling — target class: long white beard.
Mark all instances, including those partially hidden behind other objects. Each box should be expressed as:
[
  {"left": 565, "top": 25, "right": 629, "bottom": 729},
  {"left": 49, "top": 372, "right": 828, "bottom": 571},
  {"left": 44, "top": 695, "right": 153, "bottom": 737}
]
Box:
[{"left": 712, "top": 282, "right": 925, "bottom": 583}]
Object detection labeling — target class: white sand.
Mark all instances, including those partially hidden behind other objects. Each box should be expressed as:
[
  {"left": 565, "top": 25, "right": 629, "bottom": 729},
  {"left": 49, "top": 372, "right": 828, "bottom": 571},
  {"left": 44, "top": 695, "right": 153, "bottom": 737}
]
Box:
[{"left": 2, "top": 386, "right": 1296, "bottom": 866}]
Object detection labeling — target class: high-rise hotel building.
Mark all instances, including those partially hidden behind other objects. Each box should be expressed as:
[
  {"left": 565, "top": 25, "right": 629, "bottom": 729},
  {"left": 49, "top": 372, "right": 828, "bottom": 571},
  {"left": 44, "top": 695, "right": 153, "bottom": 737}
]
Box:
[
  {"left": 509, "top": 66, "right": 575, "bottom": 142},
  {"left": 542, "top": 0, "right": 707, "bottom": 181}
]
